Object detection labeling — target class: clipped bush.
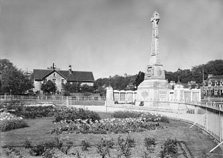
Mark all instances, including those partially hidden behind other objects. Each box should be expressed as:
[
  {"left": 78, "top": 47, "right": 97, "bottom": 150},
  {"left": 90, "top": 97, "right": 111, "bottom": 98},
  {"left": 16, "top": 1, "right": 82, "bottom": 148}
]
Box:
[
  {"left": 112, "top": 111, "right": 141, "bottom": 118},
  {"left": 0, "top": 119, "right": 29, "bottom": 132},
  {"left": 54, "top": 107, "right": 101, "bottom": 122}
]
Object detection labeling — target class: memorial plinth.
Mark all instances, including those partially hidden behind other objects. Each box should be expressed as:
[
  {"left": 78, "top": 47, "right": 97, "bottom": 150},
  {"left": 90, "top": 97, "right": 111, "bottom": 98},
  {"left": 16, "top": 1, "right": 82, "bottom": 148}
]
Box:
[{"left": 136, "top": 11, "right": 170, "bottom": 108}]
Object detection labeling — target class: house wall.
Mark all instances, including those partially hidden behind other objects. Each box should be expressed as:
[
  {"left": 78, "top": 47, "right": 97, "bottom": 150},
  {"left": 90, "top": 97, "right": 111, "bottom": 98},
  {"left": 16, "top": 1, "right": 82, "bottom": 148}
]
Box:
[
  {"left": 33, "top": 80, "right": 42, "bottom": 92},
  {"left": 33, "top": 72, "right": 67, "bottom": 93},
  {"left": 45, "top": 72, "right": 67, "bottom": 92}
]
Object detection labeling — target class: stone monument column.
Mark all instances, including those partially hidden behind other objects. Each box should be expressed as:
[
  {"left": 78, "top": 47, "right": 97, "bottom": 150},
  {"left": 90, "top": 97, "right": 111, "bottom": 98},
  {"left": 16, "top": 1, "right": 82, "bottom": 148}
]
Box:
[
  {"left": 136, "top": 11, "right": 170, "bottom": 108},
  {"left": 150, "top": 11, "right": 160, "bottom": 63},
  {"left": 145, "top": 11, "right": 165, "bottom": 80}
]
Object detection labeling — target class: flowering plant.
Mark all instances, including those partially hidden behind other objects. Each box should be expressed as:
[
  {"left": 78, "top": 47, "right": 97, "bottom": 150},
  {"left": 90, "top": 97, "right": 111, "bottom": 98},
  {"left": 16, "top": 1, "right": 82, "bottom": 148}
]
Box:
[
  {"left": 51, "top": 116, "right": 162, "bottom": 135},
  {"left": 0, "top": 112, "right": 28, "bottom": 132}
]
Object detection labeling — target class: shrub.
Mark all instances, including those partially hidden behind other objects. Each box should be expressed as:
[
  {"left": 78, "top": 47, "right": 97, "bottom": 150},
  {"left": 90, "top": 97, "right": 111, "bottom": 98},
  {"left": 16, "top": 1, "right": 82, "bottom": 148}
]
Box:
[
  {"left": 142, "top": 151, "right": 152, "bottom": 158},
  {"left": 81, "top": 140, "right": 91, "bottom": 151},
  {"left": 60, "top": 139, "right": 73, "bottom": 154},
  {"left": 30, "top": 143, "right": 46, "bottom": 156},
  {"left": 24, "top": 138, "right": 32, "bottom": 149},
  {"left": 112, "top": 111, "right": 141, "bottom": 118},
  {"left": 159, "top": 116, "right": 170, "bottom": 123},
  {"left": 160, "top": 138, "right": 178, "bottom": 158},
  {"left": 117, "top": 135, "right": 135, "bottom": 158},
  {"left": 29, "top": 138, "right": 60, "bottom": 156},
  {"left": 29, "top": 137, "right": 73, "bottom": 156},
  {"left": 96, "top": 138, "right": 112, "bottom": 158},
  {"left": 144, "top": 137, "right": 156, "bottom": 152},
  {"left": 42, "top": 149, "right": 58, "bottom": 158},
  {"left": 0, "top": 119, "right": 29, "bottom": 132}
]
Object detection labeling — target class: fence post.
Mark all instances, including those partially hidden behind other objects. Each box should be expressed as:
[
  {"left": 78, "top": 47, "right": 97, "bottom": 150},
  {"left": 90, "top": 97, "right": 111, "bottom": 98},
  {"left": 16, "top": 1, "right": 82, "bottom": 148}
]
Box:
[
  {"left": 219, "top": 108, "right": 222, "bottom": 142},
  {"left": 206, "top": 103, "right": 208, "bottom": 132},
  {"left": 105, "top": 100, "right": 107, "bottom": 113},
  {"left": 66, "top": 96, "right": 69, "bottom": 107}
]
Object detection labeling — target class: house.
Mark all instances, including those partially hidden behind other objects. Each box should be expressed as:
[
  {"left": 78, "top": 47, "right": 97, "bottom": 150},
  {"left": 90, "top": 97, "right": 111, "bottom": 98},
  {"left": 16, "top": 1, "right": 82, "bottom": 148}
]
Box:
[
  {"left": 203, "top": 74, "right": 223, "bottom": 97},
  {"left": 33, "top": 65, "right": 94, "bottom": 93}
]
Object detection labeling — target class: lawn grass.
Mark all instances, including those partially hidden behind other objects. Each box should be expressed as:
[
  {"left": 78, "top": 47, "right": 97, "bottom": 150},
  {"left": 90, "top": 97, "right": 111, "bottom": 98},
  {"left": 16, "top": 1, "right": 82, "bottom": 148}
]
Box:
[{"left": 0, "top": 112, "right": 223, "bottom": 158}]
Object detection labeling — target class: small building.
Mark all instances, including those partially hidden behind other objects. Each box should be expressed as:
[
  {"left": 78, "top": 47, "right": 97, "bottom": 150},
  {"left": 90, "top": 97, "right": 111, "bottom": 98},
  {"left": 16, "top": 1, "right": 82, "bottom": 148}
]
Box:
[
  {"left": 203, "top": 74, "right": 223, "bottom": 97},
  {"left": 33, "top": 65, "right": 94, "bottom": 93}
]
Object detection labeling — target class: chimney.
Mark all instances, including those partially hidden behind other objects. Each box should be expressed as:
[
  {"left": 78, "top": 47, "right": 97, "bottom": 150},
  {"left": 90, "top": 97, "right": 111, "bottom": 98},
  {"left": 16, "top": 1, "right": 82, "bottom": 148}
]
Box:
[
  {"left": 208, "top": 74, "right": 213, "bottom": 78},
  {"left": 69, "top": 65, "right": 72, "bottom": 74}
]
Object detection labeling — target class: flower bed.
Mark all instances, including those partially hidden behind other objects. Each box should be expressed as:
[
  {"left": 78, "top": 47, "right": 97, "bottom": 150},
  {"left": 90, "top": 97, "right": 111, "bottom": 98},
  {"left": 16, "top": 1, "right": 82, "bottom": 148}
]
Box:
[
  {"left": 53, "top": 107, "right": 101, "bottom": 122},
  {"left": 0, "top": 112, "right": 29, "bottom": 132},
  {"left": 51, "top": 109, "right": 169, "bottom": 135},
  {"left": 51, "top": 117, "right": 163, "bottom": 135},
  {"left": 19, "top": 136, "right": 179, "bottom": 158},
  {"left": 113, "top": 111, "right": 169, "bottom": 123},
  {"left": 0, "top": 101, "right": 55, "bottom": 119}
]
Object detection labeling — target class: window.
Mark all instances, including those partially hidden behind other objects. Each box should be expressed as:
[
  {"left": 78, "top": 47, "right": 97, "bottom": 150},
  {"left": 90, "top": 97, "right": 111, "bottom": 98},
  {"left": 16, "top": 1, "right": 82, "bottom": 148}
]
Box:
[
  {"left": 43, "top": 78, "right": 47, "bottom": 83},
  {"left": 61, "top": 79, "right": 64, "bottom": 84},
  {"left": 53, "top": 79, "right": 56, "bottom": 83}
]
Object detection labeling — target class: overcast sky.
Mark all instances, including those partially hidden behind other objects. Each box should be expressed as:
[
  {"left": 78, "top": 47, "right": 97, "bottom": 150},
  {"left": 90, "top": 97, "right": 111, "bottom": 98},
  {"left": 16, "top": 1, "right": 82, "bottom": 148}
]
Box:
[{"left": 0, "top": 0, "right": 223, "bottom": 79}]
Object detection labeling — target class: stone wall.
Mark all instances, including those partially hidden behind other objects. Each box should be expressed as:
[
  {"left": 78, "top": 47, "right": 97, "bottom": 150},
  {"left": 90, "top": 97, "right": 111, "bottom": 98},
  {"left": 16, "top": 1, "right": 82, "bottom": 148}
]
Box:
[{"left": 106, "top": 85, "right": 201, "bottom": 104}]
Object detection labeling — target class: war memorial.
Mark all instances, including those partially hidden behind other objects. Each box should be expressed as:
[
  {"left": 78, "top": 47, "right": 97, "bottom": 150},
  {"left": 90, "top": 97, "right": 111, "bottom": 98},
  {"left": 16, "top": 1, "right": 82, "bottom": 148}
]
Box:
[
  {"left": 136, "top": 11, "right": 170, "bottom": 107},
  {"left": 107, "top": 11, "right": 201, "bottom": 108}
]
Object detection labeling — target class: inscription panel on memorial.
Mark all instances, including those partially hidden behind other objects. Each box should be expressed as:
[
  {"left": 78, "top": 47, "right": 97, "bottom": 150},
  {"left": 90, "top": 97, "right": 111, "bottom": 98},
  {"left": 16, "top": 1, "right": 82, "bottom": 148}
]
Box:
[{"left": 158, "top": 89, "right": 169, "bottom": 100}]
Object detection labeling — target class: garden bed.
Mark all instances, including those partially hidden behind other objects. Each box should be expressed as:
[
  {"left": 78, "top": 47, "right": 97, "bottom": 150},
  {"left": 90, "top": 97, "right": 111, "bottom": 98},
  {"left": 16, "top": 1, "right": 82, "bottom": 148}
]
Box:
[{"left": 0, "top": 106, "right": 222, "bottom": 157}]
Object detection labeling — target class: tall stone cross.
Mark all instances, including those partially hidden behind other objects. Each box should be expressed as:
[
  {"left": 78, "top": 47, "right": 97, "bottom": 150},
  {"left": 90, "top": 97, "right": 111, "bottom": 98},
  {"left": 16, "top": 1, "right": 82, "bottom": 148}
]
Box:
[
  {"left": 150, "top": 11, "right": 161, "bottom": 65},
  {"left": 145, "top": 11, "right": 165, "bottom": 80}
]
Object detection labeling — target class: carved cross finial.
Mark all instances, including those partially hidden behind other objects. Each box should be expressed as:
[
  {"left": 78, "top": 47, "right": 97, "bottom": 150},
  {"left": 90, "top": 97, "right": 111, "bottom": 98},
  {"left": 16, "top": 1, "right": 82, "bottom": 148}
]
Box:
[{"left": 151, "top": 11, "right": 160, "bottom": 24}]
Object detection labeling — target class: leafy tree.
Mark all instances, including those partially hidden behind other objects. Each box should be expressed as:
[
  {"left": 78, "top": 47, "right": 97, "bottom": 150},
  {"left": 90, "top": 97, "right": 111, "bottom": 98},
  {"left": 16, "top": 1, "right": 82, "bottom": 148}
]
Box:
[
  {"left": 165, "top": 71, "right": 176, "bottom": 83},
  {"left": 0, "top": 59, "right": 33, "bottom": 94},
  {"left": 0, "top": 59, "right": 14, "bottom": 71},
  {"left": 81, "top": 84, "right": 94, "bottom": 93},
  {"left": 134, "top": 71, "right": 144, "bottom": 88},
  {"left": 62, "top": 82, "right": 80, "bottom": 93},
  {"left": 41, "top": 80, "right": 57, "bottom": 94},
  {"left": 94, "top": 74, "right": 137, "bottom": 91},
  {"left": 94, "top": 78, "right": 110, "bottom": 90},
  {"left": 93, "top": 59, "right": 223, "bottom": 91},
  {"left": 165, "top": 59, "right": 223, "bottom": 84}
]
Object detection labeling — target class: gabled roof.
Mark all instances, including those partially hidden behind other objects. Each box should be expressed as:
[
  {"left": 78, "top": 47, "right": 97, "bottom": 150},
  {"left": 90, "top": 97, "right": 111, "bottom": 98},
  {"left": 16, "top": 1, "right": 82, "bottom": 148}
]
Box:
[
  {"left": 33, "top": 69, "right": 94, "bottom": 82},
  {"left": 33, "top": 69, "right": 54, "bottom": 81},
  {"left": 59, "top": 70, "right": 94, "bottom": 82},
  {"left": 208, "top": 75, "right": 223, "bottom": 81}
]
